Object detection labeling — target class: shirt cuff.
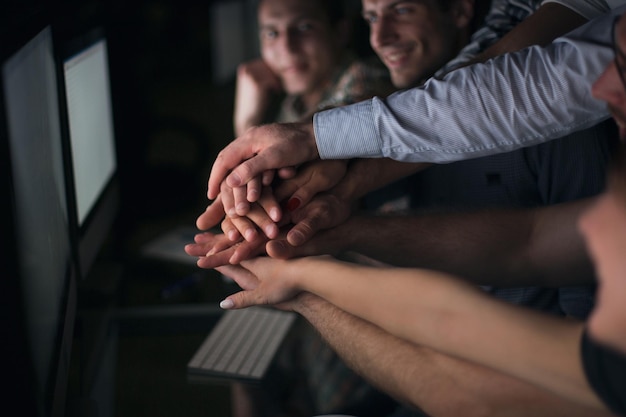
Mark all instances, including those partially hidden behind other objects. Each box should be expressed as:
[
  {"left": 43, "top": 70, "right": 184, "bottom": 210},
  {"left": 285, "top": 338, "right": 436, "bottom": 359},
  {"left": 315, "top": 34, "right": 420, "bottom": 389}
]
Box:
[{"left": 313, "top": 99, "right": 383, "bottom": 160}]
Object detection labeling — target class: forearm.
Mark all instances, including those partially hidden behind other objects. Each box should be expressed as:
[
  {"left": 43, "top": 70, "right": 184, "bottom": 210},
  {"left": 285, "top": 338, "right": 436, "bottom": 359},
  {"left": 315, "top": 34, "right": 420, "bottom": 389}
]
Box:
[
  {"left": 317, "top": 199, "right": 594, "bottom": 287},
  {"left": 293, "top": 258, "right": 603, "bottom": 409},
  {"left": 467, "top": 3, "right": 588, "bottom": 66},
  {"left": 313, "top": 9, "right": 615, "bottom": 163},
  {"left": 294, "top": 294, "right": 612, "bottom": 417},
  {"left": 330, "top": 158, "right": 429, "bottom": 202}
]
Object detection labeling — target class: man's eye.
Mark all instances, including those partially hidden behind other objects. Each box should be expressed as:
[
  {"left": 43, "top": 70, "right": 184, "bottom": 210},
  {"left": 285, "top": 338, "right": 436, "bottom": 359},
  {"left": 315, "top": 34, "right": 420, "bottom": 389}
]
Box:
[
  {"left": 262, "top": 29, "right": 278, "bottom": 39},
  {"left": 395, "top": 6, "right": 410, "bottom": 15},
  {"left": 363, "top": 14, "right": 377, "bottom": 24}
]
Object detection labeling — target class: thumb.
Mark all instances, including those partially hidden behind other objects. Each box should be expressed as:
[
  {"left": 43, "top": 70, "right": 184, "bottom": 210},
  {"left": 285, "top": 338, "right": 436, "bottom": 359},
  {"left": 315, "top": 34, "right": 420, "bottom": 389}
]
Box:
[
  {"left": 266, "top": 239, "right": 306, "bottom": 259},
  {"left": 219, "top": 290, "right": 261, "bottom": 310}
]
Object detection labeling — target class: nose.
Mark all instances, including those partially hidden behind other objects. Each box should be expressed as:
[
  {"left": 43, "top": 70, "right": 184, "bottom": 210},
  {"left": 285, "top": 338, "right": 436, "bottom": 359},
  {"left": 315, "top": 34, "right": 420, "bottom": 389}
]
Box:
[
  {"left": 279, "top": 29, "right": 300, "bottom": 55},
  {"left": 370, "top": 15, "right": 397, "bottom": 50}
]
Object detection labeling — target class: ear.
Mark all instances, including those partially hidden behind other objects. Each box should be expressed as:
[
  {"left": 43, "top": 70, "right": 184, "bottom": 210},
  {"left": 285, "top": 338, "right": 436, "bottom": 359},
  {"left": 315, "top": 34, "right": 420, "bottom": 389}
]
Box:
[{"left": 451, "top": 0, "right": 475, "bottom": 30}]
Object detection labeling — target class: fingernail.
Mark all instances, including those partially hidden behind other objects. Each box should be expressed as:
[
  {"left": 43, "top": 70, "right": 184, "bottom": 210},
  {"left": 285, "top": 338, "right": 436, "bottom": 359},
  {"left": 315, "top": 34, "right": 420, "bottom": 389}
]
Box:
[
  {"left": 286, "top": 197, "right": 301, "bottom": 212},
  {"left": 236, "top": 202, "right": 248, "bottom": 214},
  {"left": 264, "top": 223, "right": 278, "bottom": 238},
  {"left": 220, "top": 299, "right": 234, "bottom": 309},
  {"left": 228, "top": 173, "right": 241, "bottom": 187},
  {"left": 288, "top": 230, "right": 305, "bottom": 246},
  {"left": 244, "top": 228, "right": 256, "bottom": 241},
  {"left": 270, "top": 207, "right": 281, "bottom": 222}
]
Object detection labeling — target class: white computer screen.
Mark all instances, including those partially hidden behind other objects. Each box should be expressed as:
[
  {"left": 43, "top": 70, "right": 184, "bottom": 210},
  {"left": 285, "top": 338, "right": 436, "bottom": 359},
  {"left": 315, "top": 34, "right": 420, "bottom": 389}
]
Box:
[{"left": 63, "top": 39, "right": 116, "bottom": 226}]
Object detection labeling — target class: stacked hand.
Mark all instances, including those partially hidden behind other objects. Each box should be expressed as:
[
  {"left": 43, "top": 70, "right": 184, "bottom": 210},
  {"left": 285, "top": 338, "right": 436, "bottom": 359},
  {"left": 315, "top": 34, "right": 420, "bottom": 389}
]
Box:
[{"left": 187, "top": 155, "right": 353, "bottom": 264}]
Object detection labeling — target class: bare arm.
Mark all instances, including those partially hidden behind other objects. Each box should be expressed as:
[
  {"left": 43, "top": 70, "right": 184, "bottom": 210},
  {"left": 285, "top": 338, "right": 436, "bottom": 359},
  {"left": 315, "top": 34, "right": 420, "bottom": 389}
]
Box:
[
  {"left": 267, "top": 198, "right": 595, "bottom": 287},
  {"left": 220, "top": 256, "right": 606, "bottom": 411},
  {"left": 233, "top": 59, "right": 283, "bottom": 137},
  {"left": 292, "top": 293, "right": 613, "bottom": 417},
  {"left": 464, "top": 3, "right": 589, "bottom": 68}
]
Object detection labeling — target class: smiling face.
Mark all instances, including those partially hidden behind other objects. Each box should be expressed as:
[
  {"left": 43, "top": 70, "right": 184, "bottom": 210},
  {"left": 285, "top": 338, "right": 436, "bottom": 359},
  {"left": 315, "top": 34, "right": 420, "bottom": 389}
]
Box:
[
  {"left": 258, "top": 0, "right": 345, "bottom": 99},
  {"left": 361, "top": 0, "right": 471, "bottom": 88}
]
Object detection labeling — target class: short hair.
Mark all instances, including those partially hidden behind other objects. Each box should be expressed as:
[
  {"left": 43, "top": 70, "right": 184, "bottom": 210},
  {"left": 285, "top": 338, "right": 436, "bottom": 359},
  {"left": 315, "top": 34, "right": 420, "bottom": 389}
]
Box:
[{"left": 258, "top": 0, "right": 348, "bottom": 27}]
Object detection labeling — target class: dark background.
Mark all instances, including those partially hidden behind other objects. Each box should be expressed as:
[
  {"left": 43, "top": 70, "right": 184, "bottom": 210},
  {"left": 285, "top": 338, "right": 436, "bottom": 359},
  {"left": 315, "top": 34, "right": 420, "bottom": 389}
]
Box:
[
  {"left": 1, "top": 1, "right": 374, "bottom": 415},
  {"left": 2, "top": 1, "right": 254, "bottom": 415}
]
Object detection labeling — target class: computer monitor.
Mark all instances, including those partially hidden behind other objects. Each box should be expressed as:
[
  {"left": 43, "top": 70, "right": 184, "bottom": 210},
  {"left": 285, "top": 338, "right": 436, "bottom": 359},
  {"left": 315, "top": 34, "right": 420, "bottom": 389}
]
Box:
[
  {"left": 58, "top": 26, "right": 120, "bottom": 280},
  {"left": 0, "top": 20, "right": 77, "bottom": 417}
]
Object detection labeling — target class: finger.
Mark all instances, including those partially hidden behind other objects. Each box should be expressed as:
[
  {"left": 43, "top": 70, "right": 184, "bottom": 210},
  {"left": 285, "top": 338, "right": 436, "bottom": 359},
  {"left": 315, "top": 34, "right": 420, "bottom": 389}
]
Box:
[
  {"left": 266, "top": 239, "right": 301, "bottom": 259},
  {"left": 225, "top": 156, "right": 269, "bottom": 190},
  {"left": 287, "top": 211, "right": 328, "bottom": 246},
  {"left": 228, "top": 216, "right": 259, "bottom": 242},
  {"left": 197, "top": 248, "right": 235, "bottom": 269},
  {"left": 277, "top": 166, "right": 297, "bottom": 179},
  {"left": 208, "top": 142, "right": 255, "bottom": 200},
  {"left": 289, "top": 161, "right": 348, "bottom": 208},
  {"left": 233, "top": 186, "right": 250, "bottom": 216},
  {"left": 261, "top": 170, "right": 274, "bottom": 186},
  {"left": 217, "top": 290, "right": 259, "bottom": 310},
  {"left": 196, "top": 195, "right": 225, "bottom": 230},
  {"left": 244, "top": 207, "right": 279, "bottom": 240},
  {"left": 186, "top": 231, "right": 232, "bottom": 256},
  {"left": 215, "top": 264, "right": 259, "bottom": 291},
  {"left": 257, "top": 186, "right": 282, "bottom": 223},
  {"left": 185, "top": 241, "right": 212, "bottom": 257},
  {"left": 247, "top": 176, "right": 262, "bottom": 203},
  {"left": 221, "top": 217, "right": 243, "bottom": 241},
  {"left": 229, "top": 236, "right": 268, "bottom": 265},
  {"left": 220, "top": 185, "right": 236, "bottom": 218}
]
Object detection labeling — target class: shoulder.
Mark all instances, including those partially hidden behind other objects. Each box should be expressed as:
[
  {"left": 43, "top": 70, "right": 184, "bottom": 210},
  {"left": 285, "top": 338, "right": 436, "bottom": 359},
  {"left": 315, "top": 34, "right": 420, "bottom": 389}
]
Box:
[{"left": 318, "top": 56, "right": 394, "bottom": 111}]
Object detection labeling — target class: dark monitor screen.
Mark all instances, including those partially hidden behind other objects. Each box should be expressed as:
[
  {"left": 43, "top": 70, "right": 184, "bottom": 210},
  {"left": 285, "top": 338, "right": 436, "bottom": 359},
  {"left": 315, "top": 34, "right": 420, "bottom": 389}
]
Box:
[
  {"left": 0, "top": 22, "right": 77, "bottom": 417},
  {"left": 60, "top": 27, "right": 120, "bottom": 279}
]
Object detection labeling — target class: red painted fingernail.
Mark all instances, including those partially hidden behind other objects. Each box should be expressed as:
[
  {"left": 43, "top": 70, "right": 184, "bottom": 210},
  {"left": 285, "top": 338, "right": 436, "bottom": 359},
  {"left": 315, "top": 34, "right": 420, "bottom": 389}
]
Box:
[{"left": 286, "top": 197, "right": 301, "bottom": 211}]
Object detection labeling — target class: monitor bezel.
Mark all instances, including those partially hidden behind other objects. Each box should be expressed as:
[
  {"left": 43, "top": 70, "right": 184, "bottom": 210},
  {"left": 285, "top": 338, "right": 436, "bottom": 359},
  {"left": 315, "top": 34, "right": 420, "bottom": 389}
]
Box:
[
  {"left": 0, "top": 13, "right": 78, "bottom": 417},
  {"left": 55, "top": 25, "right": 121, "bottom": 280}
]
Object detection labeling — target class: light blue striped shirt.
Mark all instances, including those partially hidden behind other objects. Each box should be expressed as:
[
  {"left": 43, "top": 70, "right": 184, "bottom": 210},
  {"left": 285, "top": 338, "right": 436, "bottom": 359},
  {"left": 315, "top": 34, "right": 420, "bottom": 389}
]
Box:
[{"left": 313, "top": 5, "right": 624, "bottom": 164}]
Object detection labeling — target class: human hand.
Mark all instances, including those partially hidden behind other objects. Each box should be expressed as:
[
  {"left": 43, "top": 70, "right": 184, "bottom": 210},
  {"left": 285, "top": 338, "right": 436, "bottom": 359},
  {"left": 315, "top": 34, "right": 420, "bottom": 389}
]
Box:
[
  {"left": 220, "top": 183, "right": 282, "bottom": 237},
  {"left": 219, "top": 160, "right": 347, "bottom": 241},
  {"left": 233, "top": 59, "right": 282, "bottom": 136},
  {"left": 184, "top": 229, "right": 269, "bottom": 268},
  {"left": 280, "top": 191, "right": 354, "bottom": 247},
  {"left": 208, "top": 122, "right": 319, "bottom": 200},
  {"left": 274, "top": 159, "right": 348, "bottom": 212},
  {"left": 218, "top": 166, "right": 296, "bottom": 220},
  {"left": 216, "top": 256, "right": 309, "bottom": 309}
]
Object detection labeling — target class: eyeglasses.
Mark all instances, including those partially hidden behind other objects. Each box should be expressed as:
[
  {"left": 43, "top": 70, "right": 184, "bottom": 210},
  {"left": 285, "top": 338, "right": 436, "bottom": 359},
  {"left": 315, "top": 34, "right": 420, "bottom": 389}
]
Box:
[{"left": 612, "top": 15, "right": 626, "bottom": 91}]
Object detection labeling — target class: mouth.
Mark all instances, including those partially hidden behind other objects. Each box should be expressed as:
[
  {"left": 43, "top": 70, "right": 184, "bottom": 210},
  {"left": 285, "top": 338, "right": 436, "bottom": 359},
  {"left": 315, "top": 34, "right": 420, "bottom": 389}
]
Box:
[
  {"left": 379, "top": 46, "right": 413, "bottom": 69},
  {"left": 281, "top": 61, "right": 307, "bottom": 75}
]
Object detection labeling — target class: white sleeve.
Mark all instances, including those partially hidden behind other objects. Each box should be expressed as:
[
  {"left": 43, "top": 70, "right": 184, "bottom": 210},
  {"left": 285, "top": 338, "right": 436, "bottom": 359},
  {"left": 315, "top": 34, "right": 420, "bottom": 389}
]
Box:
[
  {"left": 542, "top": 0, "right": 625, "bottom": 18},
  {"left": 313, "top": 6, "right": 620, "bottom": 164}
]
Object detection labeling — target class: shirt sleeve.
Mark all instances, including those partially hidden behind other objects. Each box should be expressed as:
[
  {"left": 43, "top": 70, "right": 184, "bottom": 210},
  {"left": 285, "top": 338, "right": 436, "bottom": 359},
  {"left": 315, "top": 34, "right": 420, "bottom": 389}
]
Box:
[
  {"left": 542, "top": 0, "right": 611, "bottom": 18},
  {"left": 313, "top": 6, "right": 621, "bottom": 163},
  {"left": 581, "top": 331, "right": 626, "bottom": 415}
]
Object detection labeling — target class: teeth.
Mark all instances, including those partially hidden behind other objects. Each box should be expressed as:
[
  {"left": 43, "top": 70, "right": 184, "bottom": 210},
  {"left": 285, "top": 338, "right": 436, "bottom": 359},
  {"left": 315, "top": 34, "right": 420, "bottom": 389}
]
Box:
[{"left": 386, "top": 52, "right": 406, "bottom": 63}]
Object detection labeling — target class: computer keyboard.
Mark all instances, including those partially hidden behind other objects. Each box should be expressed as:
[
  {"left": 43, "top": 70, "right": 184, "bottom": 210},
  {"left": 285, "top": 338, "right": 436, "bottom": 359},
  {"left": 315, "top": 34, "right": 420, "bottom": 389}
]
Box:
[{"left": 187, "top": 306, "right": 297, "bottom": 382}]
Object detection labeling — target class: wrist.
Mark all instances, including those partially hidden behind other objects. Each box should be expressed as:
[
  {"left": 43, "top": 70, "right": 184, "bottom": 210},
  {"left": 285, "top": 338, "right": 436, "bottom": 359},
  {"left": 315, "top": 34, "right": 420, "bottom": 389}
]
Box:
[
  {"left": 302, "top": 119, "right": 320, "bottom": 160},
  {"left": 290, "top": 292, "right": 326, "bottom": 316}
]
